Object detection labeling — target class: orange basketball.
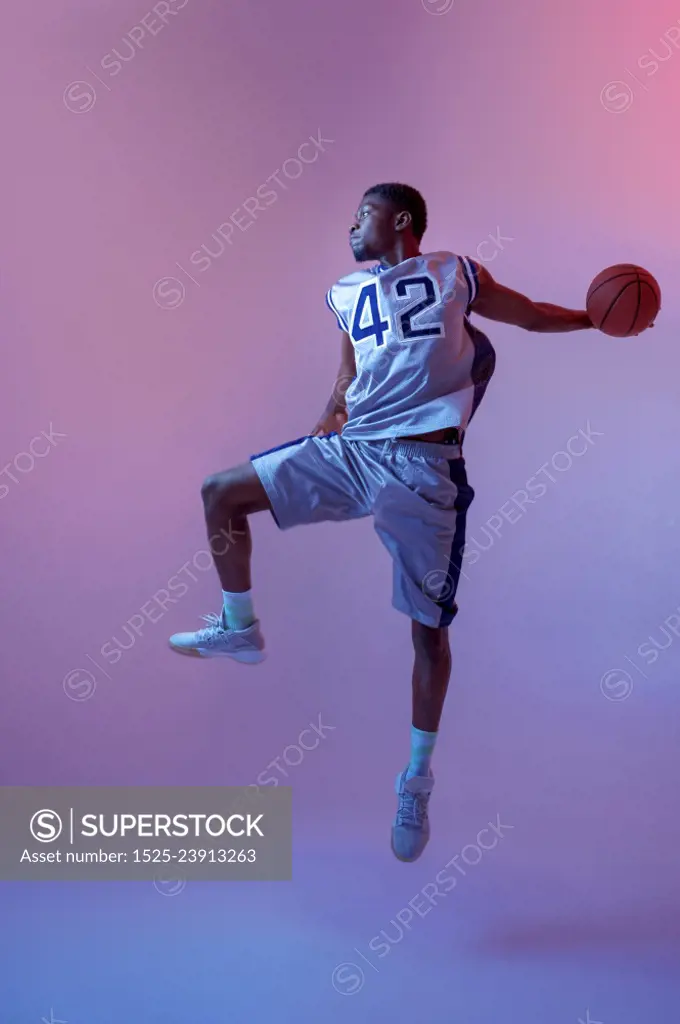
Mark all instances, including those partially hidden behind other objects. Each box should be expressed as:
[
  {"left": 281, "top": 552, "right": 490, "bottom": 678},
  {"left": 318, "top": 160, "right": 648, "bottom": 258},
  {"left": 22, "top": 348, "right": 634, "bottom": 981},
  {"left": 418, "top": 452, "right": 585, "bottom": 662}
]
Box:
[{"left": 587, "top": 264, "right": 660, "bottom": 337}]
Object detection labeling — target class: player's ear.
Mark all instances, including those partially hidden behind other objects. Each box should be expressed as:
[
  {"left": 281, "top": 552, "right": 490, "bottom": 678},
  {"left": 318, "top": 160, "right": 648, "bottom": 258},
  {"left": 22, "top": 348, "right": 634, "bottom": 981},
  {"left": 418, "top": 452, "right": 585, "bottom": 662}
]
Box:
[{"left": 394, "top": 209, "right": 411, "bottom": 233}]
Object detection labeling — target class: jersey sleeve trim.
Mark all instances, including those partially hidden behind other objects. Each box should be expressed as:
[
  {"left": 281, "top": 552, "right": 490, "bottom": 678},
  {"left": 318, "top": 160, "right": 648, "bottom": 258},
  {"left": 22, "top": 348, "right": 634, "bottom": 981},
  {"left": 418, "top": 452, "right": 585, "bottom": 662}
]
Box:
[
  {"left": 459, "top": 256, "right": 480, "bottom": 307},
  {"left": 325, "top": 288, "right": 349, "bottom": 332}
]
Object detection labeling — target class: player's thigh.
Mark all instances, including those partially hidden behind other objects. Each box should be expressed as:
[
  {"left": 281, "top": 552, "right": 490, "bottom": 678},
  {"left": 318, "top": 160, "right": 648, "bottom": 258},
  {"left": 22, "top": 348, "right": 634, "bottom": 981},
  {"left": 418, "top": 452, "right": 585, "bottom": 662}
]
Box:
[
  {"left": 203, "top": 461, "right": 272, "bottom": 516},
  {"left": 250, "top": 433, "right": 371, "bottom": 529}
]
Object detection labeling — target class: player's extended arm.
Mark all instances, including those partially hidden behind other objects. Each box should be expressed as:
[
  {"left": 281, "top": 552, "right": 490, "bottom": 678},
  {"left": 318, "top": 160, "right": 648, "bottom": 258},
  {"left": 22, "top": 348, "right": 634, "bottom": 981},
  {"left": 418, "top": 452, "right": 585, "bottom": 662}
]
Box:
[
  {"left": 471, "top": 264, "right": 592, "bottom": 332},
  {"left": 311, "top": 331, "right": 356, "bottom": 436}
]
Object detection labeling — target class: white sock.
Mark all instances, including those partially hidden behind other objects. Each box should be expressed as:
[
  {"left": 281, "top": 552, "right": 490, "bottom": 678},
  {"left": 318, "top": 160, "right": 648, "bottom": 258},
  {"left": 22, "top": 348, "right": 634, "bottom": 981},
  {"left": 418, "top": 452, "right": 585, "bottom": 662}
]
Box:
[
  {"left": 222, "top": 589, "right": 255, "bottom": 630},
  {"left": 406, "top": 726, "right": 437, "bottom": 779}
]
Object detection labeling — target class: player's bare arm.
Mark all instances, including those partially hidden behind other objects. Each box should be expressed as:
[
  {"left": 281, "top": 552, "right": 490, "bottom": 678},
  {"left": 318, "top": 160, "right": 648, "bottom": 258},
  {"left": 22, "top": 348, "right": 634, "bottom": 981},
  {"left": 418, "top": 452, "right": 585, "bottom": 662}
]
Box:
[
  {"left": 471, "top": 263, "right": 592, "bottom": 332},
  {"left": 312, "top": 330, "right": 356, "bottom": 436}
]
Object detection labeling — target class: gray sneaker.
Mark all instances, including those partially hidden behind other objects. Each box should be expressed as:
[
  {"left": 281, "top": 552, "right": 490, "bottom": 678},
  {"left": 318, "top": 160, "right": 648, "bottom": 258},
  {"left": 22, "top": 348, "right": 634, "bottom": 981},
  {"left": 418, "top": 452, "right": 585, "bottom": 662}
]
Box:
[
  {"left": 391, "top": 768, "right": 434, "bottom": 862},
  {"left": 169, "top": 611, "right": 266, "bottom": 663}
]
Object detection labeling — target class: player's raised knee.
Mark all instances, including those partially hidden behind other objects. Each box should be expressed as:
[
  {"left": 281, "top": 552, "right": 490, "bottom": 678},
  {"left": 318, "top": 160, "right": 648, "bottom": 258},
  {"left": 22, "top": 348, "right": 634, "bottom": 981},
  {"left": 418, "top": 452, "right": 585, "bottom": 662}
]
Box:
[
  {"left": 201, "top": 470, "right": 237, "bottom": 511},
  {"left": 202, "top": 464, "right": 268, "bottom": 515}
]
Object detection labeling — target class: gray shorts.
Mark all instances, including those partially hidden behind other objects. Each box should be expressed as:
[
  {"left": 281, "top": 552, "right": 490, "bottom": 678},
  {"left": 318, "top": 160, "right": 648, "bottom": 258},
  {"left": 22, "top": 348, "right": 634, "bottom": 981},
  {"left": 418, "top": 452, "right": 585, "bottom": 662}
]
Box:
[{"left": 250, "top": 432, "right": 474, "bottom": 628}]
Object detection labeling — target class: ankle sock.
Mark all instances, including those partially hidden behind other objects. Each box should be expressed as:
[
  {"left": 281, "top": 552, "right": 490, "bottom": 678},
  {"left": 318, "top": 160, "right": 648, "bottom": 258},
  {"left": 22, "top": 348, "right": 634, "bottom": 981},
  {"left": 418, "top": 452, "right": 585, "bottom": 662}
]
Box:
[
  {"left": 406, "top": 725, "right": 437, "bottom": 779},
  {"left": 222, "top": 589, "right": 255, "bottom": 630}
]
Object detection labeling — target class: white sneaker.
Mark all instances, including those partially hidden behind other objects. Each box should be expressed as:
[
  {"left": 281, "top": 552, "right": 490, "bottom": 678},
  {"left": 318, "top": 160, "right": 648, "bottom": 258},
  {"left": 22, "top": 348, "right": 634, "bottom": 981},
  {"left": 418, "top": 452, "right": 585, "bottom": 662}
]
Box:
[
  {"left": 168, "top": 611, "right": 266, "bottom": 664},
  {"left": 391, "top": 768, "right": 434, "bottom": 862}
]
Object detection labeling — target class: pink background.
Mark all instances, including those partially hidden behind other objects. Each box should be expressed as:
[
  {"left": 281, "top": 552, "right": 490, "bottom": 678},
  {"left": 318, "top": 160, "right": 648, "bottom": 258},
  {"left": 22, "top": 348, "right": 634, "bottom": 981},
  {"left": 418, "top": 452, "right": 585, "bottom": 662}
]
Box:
[{"left": 1, "top": 0, "right": 679, "bottom": 1020}]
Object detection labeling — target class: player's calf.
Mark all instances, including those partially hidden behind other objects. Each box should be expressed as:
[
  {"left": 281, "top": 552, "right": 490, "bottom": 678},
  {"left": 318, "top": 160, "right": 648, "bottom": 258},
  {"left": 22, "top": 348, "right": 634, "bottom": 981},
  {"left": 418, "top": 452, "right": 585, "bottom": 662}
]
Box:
[
  {"left": 167, "top": 464, "right": 271, "bottom": 662},
  {"left": 199, "top": 463, "right": 271, "bottom": 611},
  {"left": 391, "top": 621, "right": 452, "bottom": 863},
  {"left": 411, "top": 622, "right": 451, "bottom": 733}
]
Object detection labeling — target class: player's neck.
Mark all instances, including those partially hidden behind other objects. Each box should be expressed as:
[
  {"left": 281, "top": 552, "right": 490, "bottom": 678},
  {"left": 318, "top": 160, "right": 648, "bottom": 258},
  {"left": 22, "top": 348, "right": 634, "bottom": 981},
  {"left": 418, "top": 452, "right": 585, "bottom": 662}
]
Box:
[{"left": 378, "top": 240, "right": 421, "bottom": 268}]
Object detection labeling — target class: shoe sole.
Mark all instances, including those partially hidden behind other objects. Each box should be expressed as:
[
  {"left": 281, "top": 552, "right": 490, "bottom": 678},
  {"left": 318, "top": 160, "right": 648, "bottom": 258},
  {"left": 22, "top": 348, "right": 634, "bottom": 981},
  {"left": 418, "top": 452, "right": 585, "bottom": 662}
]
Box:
[{"left": 168, "top": 642, "right": 266, "bottom": 664}]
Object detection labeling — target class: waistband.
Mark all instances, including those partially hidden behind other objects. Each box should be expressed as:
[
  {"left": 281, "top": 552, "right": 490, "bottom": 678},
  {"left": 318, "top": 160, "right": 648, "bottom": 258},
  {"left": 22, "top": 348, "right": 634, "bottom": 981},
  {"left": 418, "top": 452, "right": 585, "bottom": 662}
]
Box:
[
  {"left": 351, "top": 437, "right": 463, "bottom": 460},
  {"left": 398, "top": 427, "right": 464, "bottom": 446}
]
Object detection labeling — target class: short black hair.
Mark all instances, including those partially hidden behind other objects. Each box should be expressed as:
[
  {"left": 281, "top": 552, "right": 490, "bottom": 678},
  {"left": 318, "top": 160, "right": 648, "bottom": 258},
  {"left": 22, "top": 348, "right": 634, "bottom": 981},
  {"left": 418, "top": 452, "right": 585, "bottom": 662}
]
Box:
[{"left": 362, "top": 182, "right": 427, "bottom": 241}]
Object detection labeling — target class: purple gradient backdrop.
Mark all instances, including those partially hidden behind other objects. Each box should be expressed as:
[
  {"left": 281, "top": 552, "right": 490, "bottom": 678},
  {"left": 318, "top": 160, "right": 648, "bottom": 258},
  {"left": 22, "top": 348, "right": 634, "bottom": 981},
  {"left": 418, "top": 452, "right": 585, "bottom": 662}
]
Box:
[{"left": 2, "top": 0, "right": 679, "bottom": 1020}]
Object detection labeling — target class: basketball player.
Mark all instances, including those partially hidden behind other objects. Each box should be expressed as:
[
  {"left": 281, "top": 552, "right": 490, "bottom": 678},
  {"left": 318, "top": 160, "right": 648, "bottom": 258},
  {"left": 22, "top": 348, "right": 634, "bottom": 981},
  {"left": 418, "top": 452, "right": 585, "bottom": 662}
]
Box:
[{"left": 169, "top": 183, "right": 592, "bottom": 862}]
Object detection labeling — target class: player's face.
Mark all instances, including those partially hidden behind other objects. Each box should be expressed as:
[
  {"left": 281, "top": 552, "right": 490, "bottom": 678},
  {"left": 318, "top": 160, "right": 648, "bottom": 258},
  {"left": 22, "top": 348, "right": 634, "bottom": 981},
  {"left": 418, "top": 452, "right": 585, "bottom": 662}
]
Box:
[{"left": 349, "top": 195, "right": 397, "bottom": 262}]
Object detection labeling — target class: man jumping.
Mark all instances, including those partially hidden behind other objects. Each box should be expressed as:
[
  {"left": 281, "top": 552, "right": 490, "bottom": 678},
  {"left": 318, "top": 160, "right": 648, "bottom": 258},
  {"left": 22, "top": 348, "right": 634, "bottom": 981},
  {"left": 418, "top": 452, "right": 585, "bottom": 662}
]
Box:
[{"left": 169, "top": 182, "right": 592, "bottom": 862}]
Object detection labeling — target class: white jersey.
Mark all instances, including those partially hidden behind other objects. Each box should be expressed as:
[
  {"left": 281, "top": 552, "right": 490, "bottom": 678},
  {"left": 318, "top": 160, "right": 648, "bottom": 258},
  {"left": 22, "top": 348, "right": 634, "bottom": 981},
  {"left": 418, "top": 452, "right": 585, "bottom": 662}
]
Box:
[{"left": 325, "top": 251, "right": 495, "bottom": 441}]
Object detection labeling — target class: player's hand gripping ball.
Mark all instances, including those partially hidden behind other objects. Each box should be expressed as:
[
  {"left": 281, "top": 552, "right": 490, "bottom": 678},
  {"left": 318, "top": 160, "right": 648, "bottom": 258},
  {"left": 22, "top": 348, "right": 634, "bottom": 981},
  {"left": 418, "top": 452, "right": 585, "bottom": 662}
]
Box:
[{"left": 587, "top": 264, "right": 660, "bottom": 337}]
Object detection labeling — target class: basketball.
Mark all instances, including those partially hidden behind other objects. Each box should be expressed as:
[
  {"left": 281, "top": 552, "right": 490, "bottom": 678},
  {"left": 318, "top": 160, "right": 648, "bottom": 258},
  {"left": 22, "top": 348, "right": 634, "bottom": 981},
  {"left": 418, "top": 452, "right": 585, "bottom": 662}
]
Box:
[{"left": 587, "top": 264, "right": 660, "bottom": 337}]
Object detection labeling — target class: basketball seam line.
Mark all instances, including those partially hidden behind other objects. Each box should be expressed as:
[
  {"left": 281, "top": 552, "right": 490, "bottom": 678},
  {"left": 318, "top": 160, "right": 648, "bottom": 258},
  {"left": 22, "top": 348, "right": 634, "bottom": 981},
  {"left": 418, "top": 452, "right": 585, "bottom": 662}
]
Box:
[
  {"left": 599, "top": 279, "right": 638, "bottom": 332},
  {"left": 626, "top": 275, "right": 642, "bottom": 337},
  {"left": 639, "top": 278, "right": 660, "bottom": 307},
  {"left": 587, "top": 269, "right": 646, "bottom": 301}
]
